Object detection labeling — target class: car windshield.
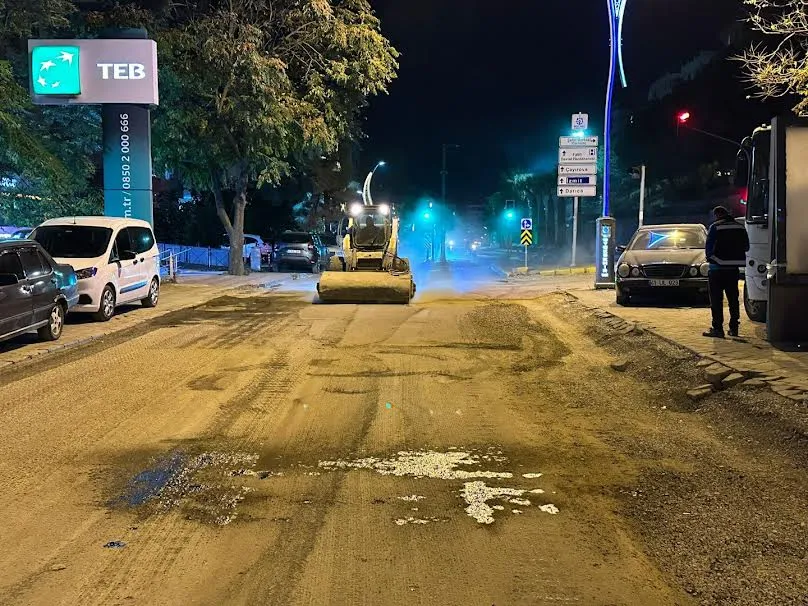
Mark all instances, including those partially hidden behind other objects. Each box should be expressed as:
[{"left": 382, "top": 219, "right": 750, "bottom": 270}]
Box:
[
  {"left": 280, "top": 233, "right": 312, "bottom": 244},
  {"left": 32, "top": 225, "right": 113, "bottom": 258},
  {"left": 629, "top": 228, "right": 706, "bottom": 250}
]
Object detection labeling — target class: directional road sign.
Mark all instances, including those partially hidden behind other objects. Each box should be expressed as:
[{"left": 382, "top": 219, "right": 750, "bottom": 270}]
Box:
[
  {"left": 558, "top": 175, "right": 597, "bottom": 186},
  {"left": 558, "top": 164, "right": 597, "bottom": 175},
  {"left": 559, "top": 136, "right": 599, "bottom": 147},
  {"left": 558, "top": 185, "right": 597, "bottom": 198},
  {"left": 521, "top": 218, "right": 532, "bottom": 230},
  {"left": 572, "top": 113, "right": 588, "bottom": 130},
  {"left": 559, "top": 147, "right": 598, "bottom": 163},
  {"left": 520, "top": 230, "right": 533, "bottom": 246}
]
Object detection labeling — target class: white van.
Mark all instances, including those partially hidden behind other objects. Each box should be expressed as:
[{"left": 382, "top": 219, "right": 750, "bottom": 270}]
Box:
[{"left": 31, "top": 217, "right": 160, "bottom": 321}]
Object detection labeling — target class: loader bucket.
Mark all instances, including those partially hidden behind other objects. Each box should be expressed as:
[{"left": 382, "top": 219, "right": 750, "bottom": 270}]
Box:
[{"left": 316, "top": 271, "right": 414, "bottom": 304}]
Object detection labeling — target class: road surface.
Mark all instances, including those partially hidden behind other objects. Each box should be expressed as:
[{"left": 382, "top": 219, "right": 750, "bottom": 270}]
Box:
[{"left": 1, "top": 261, "right": 806, "bottom": 605}]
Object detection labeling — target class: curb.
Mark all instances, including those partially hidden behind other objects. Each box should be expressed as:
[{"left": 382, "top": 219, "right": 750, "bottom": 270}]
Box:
[{"left": 563, "top": 290, "right": 808, "bottom": 404}]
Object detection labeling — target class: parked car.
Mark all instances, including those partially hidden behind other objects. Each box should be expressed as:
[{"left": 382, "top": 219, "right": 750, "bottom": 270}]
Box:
[
  {"left": 9, "top": 228, "right": 33, "bottom": 240},
  {"left": 271, "top": 231, "right": 324, "bottom": 273},
  {"left": 0, "top": 240, "right": 78, "bottom": 344},
  {"left": 31, "top": 217, "right": 160, "bottom": 321},
  {"left": 222, "top": 233, "right": 271, "bottom": 264},
  {"left": 318, "top": 232, "right": 340, "bottom": 259},
  {"left": 615, "top": 223, "right": 710, "bottom": 306},
  {"left": 312, "top": 233, "right": 333, "bottom": 263}
]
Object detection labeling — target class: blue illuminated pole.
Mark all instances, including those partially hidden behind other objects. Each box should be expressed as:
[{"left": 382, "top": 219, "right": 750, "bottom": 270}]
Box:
[
  {"left": 603, "top": 0, "right": 628, "bottom": 217},
  {"left": 596, "top": 0, "right": 628, "bottom": 289}
]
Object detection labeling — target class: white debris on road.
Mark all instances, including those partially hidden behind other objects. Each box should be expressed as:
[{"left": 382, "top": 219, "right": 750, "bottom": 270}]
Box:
[
  {"left": 522, "top": 473, "right": 543, "bottom": 479},
  {"left": 319, "top": 450, "right": 513, "bottom": 480},
  {"left": 539, "top": 504, "right": 560, "bottom": 515},
  {"left": 397, "top": 495, "right": 426, "bottom": 502},
  {"left": 509, "top": 498, "right": 531, "bottom": 506},
  {"left": 462, "top": 482, "right": 526, "bottom": 524}
]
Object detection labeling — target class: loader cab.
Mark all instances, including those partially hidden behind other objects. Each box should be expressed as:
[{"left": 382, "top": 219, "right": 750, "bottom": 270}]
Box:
[{"left": 348, "top": 205, "right": 393, "bottom": 250}]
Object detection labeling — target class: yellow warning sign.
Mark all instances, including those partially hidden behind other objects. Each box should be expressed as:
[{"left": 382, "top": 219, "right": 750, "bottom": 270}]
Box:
[{"left": 520, "top": 229, "right": 533, "bottom": 246}]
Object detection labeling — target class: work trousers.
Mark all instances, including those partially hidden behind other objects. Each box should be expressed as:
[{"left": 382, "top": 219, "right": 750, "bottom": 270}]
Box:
[{"left": 708, "top": 268, "right": 741, "bottom": 332}]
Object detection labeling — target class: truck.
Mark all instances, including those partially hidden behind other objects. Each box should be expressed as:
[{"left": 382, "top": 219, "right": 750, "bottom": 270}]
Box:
[{"left": 736, "top": 117, "right": 808, "bottom": 341}]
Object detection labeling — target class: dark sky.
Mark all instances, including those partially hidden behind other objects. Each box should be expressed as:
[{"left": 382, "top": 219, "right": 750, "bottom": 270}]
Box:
[{"left": 361, "top": 0, "right": 742, "bottom": 204}]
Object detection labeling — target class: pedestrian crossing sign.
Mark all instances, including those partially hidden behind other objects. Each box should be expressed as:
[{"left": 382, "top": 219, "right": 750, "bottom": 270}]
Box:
[{"left": 520, "top": 229, "right": 533, "bottom": 246}]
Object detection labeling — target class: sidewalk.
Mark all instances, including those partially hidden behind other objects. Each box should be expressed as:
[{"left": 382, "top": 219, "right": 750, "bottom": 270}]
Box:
[
  {"left": 0, "top": 272, "right": 284, "bottom": 368},
  {"left": 569, "top": 286, "right": 808, "bottom": 402}
]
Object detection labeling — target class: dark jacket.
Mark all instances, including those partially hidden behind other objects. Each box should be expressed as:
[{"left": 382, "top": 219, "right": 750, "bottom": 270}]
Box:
[{"left": 705, "top": 217, "right": 749, "bottom": 269}]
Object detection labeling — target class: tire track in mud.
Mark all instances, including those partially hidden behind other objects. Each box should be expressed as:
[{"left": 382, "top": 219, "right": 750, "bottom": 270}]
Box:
[{"left": 68, "top": 300, "right": 313, "bottom": 606}]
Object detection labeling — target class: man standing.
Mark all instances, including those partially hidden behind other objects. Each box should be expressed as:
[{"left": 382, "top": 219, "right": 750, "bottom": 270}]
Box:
[{"left": 703, "top": 206, "right": 750, "bottom": 338}]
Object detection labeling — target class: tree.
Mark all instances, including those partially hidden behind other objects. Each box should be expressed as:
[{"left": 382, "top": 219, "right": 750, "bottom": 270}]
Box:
[
  {"left": 0, "top": 0, "right": 103, "bottom": 219},
  {"left": 738, "top": 0, "right": 808, "bottom": 115},
  {"left": 136, "top": 0, "right": 398, "bottom": 274}
]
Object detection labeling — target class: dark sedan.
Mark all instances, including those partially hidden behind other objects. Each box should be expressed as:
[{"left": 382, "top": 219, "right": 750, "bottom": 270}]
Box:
[
  {"left": 0, "top": 240, "right": 78, "bottom": 344},
  {"left": 615, "top": 224, "right": 710, "bottom": 306},
  {"left": 271, "top": 231, "right": 324, "bottom": 273}
]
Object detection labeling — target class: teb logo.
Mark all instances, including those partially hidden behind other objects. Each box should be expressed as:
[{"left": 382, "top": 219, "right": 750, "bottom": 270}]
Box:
[{"left": 32, "top": 46, "right": 80, "bottom": 95}]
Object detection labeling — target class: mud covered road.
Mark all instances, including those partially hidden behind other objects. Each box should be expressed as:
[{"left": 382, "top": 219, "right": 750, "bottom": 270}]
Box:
[{"left": 1, "top": 276, "right": 807, "bottom": 605}]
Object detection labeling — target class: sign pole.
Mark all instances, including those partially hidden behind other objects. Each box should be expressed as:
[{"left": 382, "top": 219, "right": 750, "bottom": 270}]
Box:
[
  {"left": 571, "top": 196, "right": 579, "bottom": 267},
  {"left": 524, "top": 244, "right": 528, "bottom": 269},
  {"left": 638, "top": 164, "right": 646, "bottom": 228}
]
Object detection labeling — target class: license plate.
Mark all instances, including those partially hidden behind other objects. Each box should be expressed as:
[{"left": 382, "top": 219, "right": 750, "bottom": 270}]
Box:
[
  {"left": 285, "top": 249, "right": 302, "bottom": 254},
  {"left": 649, "top": 279, "right": 679, "bottom": 287}
]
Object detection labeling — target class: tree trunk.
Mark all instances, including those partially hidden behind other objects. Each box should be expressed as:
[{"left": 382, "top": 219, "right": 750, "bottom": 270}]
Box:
[{"left": 211, "top": 166, "right": 246, "bottom": 276}]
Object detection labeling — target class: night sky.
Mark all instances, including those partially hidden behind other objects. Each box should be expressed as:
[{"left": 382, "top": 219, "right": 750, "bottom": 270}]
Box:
[{"left": 362, "top": 0, "right": 742, "bottom": 204}]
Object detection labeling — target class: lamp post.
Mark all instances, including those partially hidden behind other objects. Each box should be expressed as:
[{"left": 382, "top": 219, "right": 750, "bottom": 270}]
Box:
[
  {"left": 595, "top": 0, "right": 629, "bottom": 289},
  {"left": 362, "top": 161, "right": 386, "bottom": 206},
  {"left": 440, "top": 144, "right": 460, "bottom": 263}
]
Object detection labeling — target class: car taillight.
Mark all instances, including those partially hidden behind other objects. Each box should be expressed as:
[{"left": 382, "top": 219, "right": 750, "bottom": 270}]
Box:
[{"left": 76, "top": 267, "right": 97, "bottom": 280}]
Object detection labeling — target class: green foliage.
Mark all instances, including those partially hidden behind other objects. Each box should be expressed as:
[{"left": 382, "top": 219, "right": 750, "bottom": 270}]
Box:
[
  {"left": 0, "top": 0, "right": 102, "bottom": 223},
  {"left": 738, "top": 0, "right": 808, "bottom": 115}
]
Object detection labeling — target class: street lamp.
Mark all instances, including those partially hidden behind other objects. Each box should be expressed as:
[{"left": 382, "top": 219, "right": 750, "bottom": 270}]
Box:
[
  {"left": 362, "top": 161, "right": 386, "bottom": 206},
  {"left": 675, "top": 111, "right": 750, "bottom": 164},
  {"left": 596, "top": 0, "right": 629, "bottom": 290}
]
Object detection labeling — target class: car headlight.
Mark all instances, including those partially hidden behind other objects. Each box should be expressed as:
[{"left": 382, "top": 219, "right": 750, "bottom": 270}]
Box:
[
  {"left": 689, "top": 266, "right": 699, "bottom": 277},
  {"left": 617, "top": 263, "right": 630, "bottom": 278},
  {"left": 630, "top": 267, "right": 640, "bottom": 277},
  {"left": 76, "top": 267, "right": 97, "bottom": 280},
  {"left": 700, "top": 263, "right": 709, "bottom": 277}
]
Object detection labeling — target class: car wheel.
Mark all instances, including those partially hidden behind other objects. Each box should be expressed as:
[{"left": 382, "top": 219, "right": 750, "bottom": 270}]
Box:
[
  {"left": 616, "top": 287, "right": 630, "bottom": 306},
  {"left": 38, "top": 303, "right": 65, "bottom": 341},
  {"left": 743, "top": 282, "right": 767, "bottom": 322},
  {"left": 93, "top": 285, "right": 116, "bottom": 322},
  {"left": 141, "top": 277, "right": 159, "bottom": 308}
]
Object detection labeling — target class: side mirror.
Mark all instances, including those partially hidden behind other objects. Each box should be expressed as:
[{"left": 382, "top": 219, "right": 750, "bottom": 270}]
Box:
[
  {"left": 0, "top": 273, "right": 19, "bottom": 286},
  {"left": 734, "top": 149, "right": 750, "bottom": 188},
  {"left": 119, "top": 249, "right": 137, "bottom": 261}
]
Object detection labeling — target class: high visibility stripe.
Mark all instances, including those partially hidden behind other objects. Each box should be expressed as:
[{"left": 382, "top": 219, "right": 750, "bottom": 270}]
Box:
[
  {"left": 715, "top": 223, "right": 746, "bottom": 231},
  {"left": 709, "top": 255, "right": 745, "bottom": 266}
]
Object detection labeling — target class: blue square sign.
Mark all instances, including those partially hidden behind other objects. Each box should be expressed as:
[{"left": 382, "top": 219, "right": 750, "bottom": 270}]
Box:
[{"left": 521, "top": 218, "right": 532, "bottom": 230}]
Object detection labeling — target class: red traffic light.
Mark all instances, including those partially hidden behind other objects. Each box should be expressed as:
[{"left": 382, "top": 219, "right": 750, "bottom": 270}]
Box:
[{"left": 678, "top": 111, "right": 691, "bottom": 124}]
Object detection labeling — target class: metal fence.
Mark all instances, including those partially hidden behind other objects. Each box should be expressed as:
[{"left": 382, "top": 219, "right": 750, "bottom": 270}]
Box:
[{"left": 158, "top": 244, "right": 230, "bottom": 271}]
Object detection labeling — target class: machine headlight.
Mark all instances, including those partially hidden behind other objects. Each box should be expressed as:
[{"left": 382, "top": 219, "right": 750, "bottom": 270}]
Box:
[
  {"left": 617, "top": 263, "right": 630, "bottom": 278},
  {"left": 350, "top": 203, "right": 363, "bottom": 217},
  {"left": 700, "top": 263, "right": 709, "bottom": 277},
  {"left": 689, "top": 266, "right": 699, "bottom": 277},
  {"left": 378, "top": 203, "right": 390, "bottom": 216},
  {"left": 630, "top": 267, "right": 640, "bottom": 277}
]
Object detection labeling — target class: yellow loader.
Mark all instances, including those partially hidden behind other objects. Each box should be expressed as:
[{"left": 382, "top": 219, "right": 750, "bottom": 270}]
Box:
[{"left": 316, "top": 203, "right": 415, "bottom": 304}]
